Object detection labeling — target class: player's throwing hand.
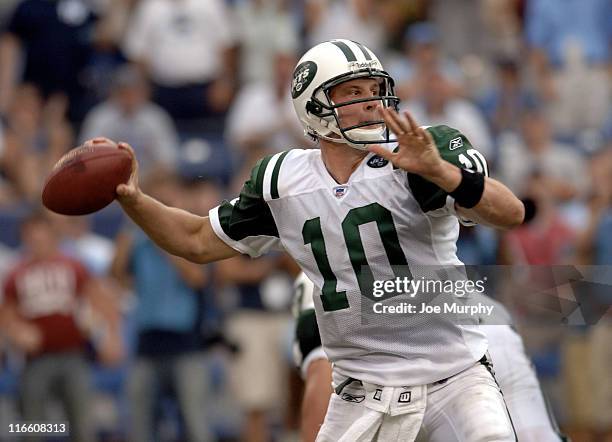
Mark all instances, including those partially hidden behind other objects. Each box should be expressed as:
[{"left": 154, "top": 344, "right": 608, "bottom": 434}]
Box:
[
  {"left": 114, "top": 142, "right": 140, "bottom": 204},
  {"left": 82, "top": 137, "right": 141, "bottom": 204}
]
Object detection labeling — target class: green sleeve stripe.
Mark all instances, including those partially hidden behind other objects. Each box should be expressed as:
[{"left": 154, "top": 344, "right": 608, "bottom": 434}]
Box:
[
  {"left": 271, "top": 150, "right": 290, "bottom": 200},
  {"left": 255, "top": 155, "right": 273, "bottom": 196}
]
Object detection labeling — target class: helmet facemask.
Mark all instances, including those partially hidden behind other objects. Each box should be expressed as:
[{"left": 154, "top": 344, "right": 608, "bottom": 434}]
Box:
[{"left": 305, "top": 69, "right": 400, "bottom": 150}]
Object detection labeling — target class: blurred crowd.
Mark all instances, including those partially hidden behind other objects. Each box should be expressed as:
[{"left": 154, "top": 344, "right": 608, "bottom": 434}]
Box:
[{"left": 0, "top": 0, "right": 610, "bottom": 441}]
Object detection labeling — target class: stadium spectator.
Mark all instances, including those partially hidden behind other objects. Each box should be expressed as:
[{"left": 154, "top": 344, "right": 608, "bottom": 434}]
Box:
[
  {"left": 49, "top": 214, "right": 115, "bottom": 277},
  {"left": 232, "top": 0, "right": 299, "bottom": 85},
  {"left": 575, "top": 149, "right": 612, "bottom": 441},
  {"left": 525, "top": 0, "right": 611, "bottom": 137},
  {"left": 226, "top": 51, "right": 309, "bottom": 161},
  {"left": 77, "top": 3, "right": 130, "bottom": 110},
  {"left": 0, "top": 210, "right": 122, "bottom": 442},
  {"left": 122, "top": 0, "right": 236, "bottom": 124},
  {"left": 477, "top": 58, "right": 532, "bottom": 136},
  {"left": 0, "top": 241, "right": 16, "bottom": 282},
  {"left": 91, "top": 0, "right": 138, "bottom": 48},
  {"left": 426, "top": 0, "right": 487, "bottom": 60},
  {"left": 480, "top": 0, "right": 523, "bottom": 59},
  {"left": 0, "top": 0, "right": 100, "bottom": 123},
  {"left": 48, "top": 212, "right": 124, "bottom": 367},
  {"left": 218, "top": 250, "right": 296, "bottom": 442},
  {"left": 501, "top": 173, "right": 576, "bottom": 266},
  {"left": 0, "top": 120, "right": 13, "bottom": 206},
  {"left": 496, "top": 106, "right": 589, "bottom": 203},
  {"left": 387, "top": 22, "right": 464, "bottom": 102},
  {"left": 0, "top": 0, "right": 19, "bottom": 27},
  {"left": 0, "top": 84, "right": 72, "bottom": 202},
  {"left": 602, "top": 107, "right": 612, "bottom": 147},
  {"left": 111, "top": 172, "right": 217, "bottom": 442},
  {"left": 402, "top": 69, "right": 493, "bottom": 158},
  {"left": 577, "top": 148, "right": 612, "bottom": 267},
  {"left": 304, "top": 0, "right": 387, "bottom": 56},
  {"left": 80, "top": 65, "right": 178, "bottom": 180}
]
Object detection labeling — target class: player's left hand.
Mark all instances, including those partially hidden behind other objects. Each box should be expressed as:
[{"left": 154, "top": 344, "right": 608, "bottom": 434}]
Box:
[{"left": 369, "top": 108, "right": 444, "bottom": 180}]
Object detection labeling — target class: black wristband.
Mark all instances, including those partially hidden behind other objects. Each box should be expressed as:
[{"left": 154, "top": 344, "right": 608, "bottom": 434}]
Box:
[{"left": 449, "top": 168, "right": 485, "bottom": 209}]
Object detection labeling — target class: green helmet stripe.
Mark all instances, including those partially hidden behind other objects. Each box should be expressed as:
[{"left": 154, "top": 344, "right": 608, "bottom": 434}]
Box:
[
  {"left": 331, "top": 40, "right": 357, "bottom": 62},
  {"left": 351, "top": 40, "right": 372, "bottom": 60}
]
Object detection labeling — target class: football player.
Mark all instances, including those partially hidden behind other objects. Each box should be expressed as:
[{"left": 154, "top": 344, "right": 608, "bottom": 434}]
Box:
[
  {"left": 107, "top": 39, "right": 525, "bottom": 440},
  {"left": 293, "top": 272, "right": 568, "bottom": 442}
]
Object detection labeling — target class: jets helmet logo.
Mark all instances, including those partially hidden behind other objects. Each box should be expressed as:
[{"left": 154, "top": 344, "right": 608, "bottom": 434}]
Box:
[{"left": 292, "top": 61, "right": 317, "bottom": 99}]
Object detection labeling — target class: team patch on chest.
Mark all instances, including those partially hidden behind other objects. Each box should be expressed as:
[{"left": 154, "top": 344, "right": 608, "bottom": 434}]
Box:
[{"left": 366, "top": 155, "right": 389, "bottom": 168}]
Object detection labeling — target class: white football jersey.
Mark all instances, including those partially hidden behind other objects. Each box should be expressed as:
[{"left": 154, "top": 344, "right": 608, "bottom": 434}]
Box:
[{"left": 210, "top": 125, "right": 490, "bottom": 386}]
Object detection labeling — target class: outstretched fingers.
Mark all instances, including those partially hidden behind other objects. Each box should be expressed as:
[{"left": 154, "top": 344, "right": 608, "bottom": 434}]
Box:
[
  {"left": 382, "top": 107, "right": 405, "bottom": 137},
  {"left": 403, "top": 111, "right": 421, "bottom": 137}
]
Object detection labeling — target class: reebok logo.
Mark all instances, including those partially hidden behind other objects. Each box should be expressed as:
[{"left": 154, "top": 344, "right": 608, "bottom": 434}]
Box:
[
  {"left": 341, "top": 393, "right": 365, "bottom": 403},
  {"left": 449, "top": 137, "right": 463, "bottom": 151}
]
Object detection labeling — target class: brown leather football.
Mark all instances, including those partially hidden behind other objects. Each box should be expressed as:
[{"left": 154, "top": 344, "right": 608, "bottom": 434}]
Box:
[{"left": 42, "top": 142, "right": 132, "bottom": 215}]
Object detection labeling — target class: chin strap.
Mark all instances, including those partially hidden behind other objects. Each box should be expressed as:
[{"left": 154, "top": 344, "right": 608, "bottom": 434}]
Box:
[{"left": 308, "top": 118, "right": 386, "bottom": 151}]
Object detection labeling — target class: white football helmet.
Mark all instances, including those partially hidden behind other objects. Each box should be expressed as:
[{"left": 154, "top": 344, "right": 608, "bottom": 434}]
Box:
[{"left": 291, "top": 39, "right": 399, "bottom": 150}]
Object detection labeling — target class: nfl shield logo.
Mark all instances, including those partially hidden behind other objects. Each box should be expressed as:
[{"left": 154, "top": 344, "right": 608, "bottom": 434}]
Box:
[{"left": 333, "top": 185, "right": 348, "bottom": 199}]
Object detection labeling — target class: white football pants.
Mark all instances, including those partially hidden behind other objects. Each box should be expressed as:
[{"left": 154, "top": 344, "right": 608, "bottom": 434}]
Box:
[{"left": 316, "top": 361, "right": 516, "bottom": 442}]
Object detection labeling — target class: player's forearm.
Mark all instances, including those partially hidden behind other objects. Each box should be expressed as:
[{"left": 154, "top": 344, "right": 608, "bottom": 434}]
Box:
[
  {"left": 457, "top": 178, "right": 524, "bottom": 229},
  {"left": 426, "top": 162, "right": 524, "bottom": 229},
  {"left": 119, "top": 191, "right": 209, "bottom": 262}
]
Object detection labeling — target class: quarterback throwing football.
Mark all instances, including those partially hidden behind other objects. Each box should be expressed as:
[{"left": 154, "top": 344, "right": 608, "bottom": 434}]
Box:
[{"left": 104, "top": 40, "right": 525, "bottom": 441}]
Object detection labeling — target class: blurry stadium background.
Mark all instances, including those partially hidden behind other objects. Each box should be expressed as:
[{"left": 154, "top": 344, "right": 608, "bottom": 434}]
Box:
[{"left": 0, "top": 0, "right": 610, "bottom": 441}]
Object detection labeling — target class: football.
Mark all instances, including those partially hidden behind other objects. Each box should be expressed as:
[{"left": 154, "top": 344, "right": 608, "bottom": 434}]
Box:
[{"left": 42, "top": 142, "right": 132, "bottom": 215}]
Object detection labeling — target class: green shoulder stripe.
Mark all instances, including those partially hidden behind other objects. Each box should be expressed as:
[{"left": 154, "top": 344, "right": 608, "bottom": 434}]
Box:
[
  {"left": 253, "top": 155, "right": 274, "bottom": 196},
  {"left": 271, "top": 150, "right": 290, "bottom": 200}
]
